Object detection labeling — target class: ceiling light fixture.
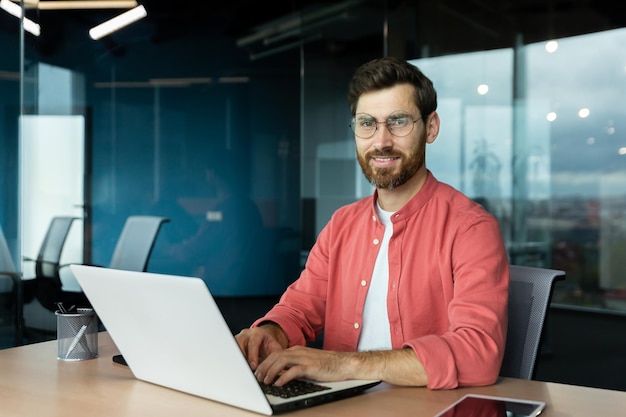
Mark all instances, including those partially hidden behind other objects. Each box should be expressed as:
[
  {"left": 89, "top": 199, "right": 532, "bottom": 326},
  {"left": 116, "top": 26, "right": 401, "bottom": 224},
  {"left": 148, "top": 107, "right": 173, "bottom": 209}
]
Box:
[
  {"left": 89, "top": 4, "right": 146, "bottom": 40},
  {"left": 236, "top": 0, "right": 362, "bottom": 47},
  {"left": 0, "top": 0, "right": 41, "bottom": 36},
  {"left": 37, "top": 1, "right": 138, "bottom": 10}
]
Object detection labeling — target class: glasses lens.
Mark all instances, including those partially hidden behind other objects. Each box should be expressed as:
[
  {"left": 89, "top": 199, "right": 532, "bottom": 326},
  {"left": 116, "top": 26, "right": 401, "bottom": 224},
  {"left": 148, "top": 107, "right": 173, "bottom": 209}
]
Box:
[
  {"left": 352, "top": 114, "right": 376, "bottom": 138},
  {"left": 351, "top": 112, "right": 421, "bottom": 138},
  {"left": 387, "top": 114, "right": 414, "bottom": 137}
]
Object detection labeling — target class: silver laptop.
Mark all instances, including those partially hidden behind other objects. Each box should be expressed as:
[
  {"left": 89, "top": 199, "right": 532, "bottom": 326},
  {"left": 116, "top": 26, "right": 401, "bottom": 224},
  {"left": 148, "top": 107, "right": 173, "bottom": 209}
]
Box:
[{"left": 70, "top": 264, "right": 380, "bottom": 415}]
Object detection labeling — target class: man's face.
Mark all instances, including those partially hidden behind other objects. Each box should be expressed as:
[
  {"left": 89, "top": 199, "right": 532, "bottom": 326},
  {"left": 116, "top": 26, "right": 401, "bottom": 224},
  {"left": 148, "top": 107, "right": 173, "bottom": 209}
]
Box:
[{"left": 354, "top": 84, "right": 434, "bottom": 189}]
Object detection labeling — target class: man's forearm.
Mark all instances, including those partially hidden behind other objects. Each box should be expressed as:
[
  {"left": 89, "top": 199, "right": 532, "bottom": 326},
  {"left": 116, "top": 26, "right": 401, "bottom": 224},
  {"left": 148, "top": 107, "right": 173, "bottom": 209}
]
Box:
[{"left": 346, "top": 348, "right": 428, "bottom": 386}]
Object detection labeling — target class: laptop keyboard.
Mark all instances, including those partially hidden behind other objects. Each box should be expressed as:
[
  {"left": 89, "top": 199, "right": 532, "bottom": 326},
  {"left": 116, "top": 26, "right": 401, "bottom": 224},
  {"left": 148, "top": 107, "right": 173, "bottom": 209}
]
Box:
[{"left": 260, "top": 379, "right": 332, "bottom": 398}]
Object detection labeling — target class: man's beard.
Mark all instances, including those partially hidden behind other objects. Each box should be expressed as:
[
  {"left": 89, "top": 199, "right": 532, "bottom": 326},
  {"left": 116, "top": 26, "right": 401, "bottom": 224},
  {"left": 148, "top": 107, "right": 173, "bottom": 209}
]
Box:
[{"left": 357, "top": 148, "right": 424, "bottom": 189}]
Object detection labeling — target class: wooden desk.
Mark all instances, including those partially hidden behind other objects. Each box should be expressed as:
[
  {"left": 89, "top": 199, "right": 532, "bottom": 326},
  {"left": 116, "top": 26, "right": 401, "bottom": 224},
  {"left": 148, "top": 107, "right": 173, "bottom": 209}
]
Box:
[{"left": 1, "top": 332, "right": 624, "bottom": 416}]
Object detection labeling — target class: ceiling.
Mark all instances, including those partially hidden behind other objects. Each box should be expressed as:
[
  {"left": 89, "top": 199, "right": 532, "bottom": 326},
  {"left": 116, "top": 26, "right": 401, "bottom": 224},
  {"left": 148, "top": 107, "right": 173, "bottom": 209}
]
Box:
[{"left": 15, "top": 0, "right": 626, "bottom": 59}]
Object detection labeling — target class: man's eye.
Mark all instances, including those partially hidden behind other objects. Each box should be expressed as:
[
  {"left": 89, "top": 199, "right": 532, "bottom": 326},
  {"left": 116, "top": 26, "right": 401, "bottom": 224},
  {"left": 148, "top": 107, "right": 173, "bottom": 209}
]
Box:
[
  {"left": 389, "top": 117, "right": 408, "bottom": 126},
  {"left": 360, "top": 120, "right": 375, "bottom": 128}
]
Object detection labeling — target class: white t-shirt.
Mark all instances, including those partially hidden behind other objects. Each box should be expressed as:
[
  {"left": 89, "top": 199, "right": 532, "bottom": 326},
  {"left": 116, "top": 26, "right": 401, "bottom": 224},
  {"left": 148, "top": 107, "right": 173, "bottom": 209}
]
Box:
[{"left": 357, "top": 202, "right": 393, "bottom": 351}]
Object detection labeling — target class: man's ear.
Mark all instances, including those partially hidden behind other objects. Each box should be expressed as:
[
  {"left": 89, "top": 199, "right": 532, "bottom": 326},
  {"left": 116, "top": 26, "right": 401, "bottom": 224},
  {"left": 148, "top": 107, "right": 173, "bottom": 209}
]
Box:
[{"left": 425, "top": 112, "right": 440, "bottom": 144}]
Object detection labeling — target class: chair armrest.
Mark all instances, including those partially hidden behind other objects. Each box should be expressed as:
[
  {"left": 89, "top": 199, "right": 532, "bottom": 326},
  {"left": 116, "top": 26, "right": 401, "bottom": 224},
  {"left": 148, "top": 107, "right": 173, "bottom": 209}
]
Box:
[{"left": 0, "top": 270, "right": 22, "bottom": 290}]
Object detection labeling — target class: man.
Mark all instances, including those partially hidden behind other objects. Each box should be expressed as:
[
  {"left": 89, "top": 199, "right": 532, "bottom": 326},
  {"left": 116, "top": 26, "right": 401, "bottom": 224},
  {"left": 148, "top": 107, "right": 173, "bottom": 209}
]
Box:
[{"left": 235, "top": 56, "right": 509, "bottom": 390}]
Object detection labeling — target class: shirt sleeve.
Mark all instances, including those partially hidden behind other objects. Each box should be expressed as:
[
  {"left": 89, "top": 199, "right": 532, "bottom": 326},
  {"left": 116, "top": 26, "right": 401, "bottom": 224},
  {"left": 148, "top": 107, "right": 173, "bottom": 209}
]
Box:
[{"left": 403, "top": 215, "right": 509, "bottom": 389}]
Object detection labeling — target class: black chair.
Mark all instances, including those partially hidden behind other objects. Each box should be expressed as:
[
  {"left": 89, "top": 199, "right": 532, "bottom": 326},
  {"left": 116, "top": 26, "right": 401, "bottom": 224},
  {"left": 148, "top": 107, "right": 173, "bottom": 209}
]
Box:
[
  {"left": 0, "top": 225, "right": 23, "bottom": 345},
  {"left": 26, "top": 215, "right": 170, "bottom": 310},
  {"left": 21, "top": 216, "right": 88, "bottom": 313},
  {"left": 20, "top": 215, "right": 169, "bottom": 343},
  {"left": 500, "top": 264, "right": 566, "bottom": 380}
]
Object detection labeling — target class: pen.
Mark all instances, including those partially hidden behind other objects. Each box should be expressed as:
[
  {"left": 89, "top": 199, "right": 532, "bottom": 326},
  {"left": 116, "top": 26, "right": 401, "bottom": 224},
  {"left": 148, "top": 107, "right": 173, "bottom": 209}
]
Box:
[
  {"left": 65, "top": 324, "right": 88, "bottom": 360},
  {"left": 55, "top": 302, "right": 76, "bottom": 314}
]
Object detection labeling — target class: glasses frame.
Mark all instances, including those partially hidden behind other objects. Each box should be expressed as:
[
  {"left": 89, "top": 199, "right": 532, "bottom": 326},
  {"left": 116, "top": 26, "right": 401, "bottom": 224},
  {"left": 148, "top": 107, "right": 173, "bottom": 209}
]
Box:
[{"left": 350, "top": 111, "right": 426, "bottom": 139}]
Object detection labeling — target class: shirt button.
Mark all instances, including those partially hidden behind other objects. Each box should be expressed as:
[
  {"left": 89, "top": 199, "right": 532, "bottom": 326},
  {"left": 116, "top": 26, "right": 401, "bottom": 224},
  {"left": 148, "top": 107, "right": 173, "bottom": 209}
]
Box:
[
  {"left": 354, "top": 322, "right": 360, "bottom": 329},
  {"left": 361, "top": 280, "right": 367, "bottom": 287},
  {"left": 373, "top": 238, "right": 380, "bottom": 245},
  {"left": 372, "top": 215, "right": 376, "bottom": 221}
]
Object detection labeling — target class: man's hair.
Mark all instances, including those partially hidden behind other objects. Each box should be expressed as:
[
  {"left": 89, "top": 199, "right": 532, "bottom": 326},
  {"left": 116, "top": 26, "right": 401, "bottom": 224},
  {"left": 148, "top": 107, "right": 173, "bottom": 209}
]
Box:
[{"left": 347, "top": 56, "right": 437, "bottom": 117}]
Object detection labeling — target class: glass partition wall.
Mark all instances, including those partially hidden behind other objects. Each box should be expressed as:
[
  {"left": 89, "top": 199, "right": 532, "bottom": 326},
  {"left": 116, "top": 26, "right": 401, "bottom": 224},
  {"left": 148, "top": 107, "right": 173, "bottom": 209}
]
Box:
[
  {"left": 300, "top": 1, "right": 626, "bottom": 315},
  {"left": 410, "top": 30, "right": 626, "bottom": 311},
  {"left": 3, "top": 0, "right": 626, "bottom": 348},
  {"left": 0, "top": 0, "right": 26, "bottom": 347}
]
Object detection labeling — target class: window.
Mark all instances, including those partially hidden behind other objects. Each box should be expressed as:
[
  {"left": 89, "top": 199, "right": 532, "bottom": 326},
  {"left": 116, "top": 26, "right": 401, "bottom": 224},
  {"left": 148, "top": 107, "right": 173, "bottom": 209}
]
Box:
[{"left": 412, "top": 29, "right": 626, "bottom": 313}]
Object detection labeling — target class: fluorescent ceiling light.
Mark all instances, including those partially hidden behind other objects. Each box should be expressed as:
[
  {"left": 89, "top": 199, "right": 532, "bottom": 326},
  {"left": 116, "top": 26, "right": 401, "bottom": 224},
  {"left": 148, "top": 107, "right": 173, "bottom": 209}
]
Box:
[
  {"left": 38, "top": 1, "right": 138, "bottom": 10},
  {"left": 89, "top": 4, "right": 146, "bottom": 40},
  {"left": 0, "top": 0, "right": 41, "bottom": 36}
]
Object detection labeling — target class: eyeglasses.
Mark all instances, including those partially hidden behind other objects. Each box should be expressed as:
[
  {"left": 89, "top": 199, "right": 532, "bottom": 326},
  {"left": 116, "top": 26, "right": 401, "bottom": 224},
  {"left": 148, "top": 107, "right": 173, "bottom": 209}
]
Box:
[{"left": 350, "top": 111, "right": 424, "bottom": 139}]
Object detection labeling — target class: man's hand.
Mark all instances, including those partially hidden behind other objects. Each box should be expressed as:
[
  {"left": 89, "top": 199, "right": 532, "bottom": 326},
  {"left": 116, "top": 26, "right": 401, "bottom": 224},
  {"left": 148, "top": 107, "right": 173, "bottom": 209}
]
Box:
[
  {"left": 253, "top": 346, "right": 428, "bottom": 387},
  {"left": 252, "top": 345, "right": 351, "bottom": 386},
  {"left": 237, "top": 325, "right": 428, "bottom": 387},
  {"left": 235, "top": 323, "right": 287, "bottom": 370}
]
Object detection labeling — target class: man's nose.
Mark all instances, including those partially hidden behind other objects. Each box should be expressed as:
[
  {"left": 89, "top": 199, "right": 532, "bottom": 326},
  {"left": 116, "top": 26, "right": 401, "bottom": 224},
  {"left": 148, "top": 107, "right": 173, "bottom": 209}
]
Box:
[{"left": 372, "top": 123, "right": 394, "bottom": 149}]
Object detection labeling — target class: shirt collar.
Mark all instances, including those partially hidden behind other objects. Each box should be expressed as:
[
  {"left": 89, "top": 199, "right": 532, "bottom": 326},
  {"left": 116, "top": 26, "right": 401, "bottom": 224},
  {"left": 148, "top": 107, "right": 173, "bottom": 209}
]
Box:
[{"left": 370, "top": 170, "right": 439, "bottom": 222}]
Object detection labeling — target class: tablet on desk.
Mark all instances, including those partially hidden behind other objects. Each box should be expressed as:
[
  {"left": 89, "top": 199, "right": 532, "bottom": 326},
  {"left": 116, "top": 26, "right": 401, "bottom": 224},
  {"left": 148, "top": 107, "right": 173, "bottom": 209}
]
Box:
[{"left": 434, "top": 394, "right": 546, "bottom": 417}]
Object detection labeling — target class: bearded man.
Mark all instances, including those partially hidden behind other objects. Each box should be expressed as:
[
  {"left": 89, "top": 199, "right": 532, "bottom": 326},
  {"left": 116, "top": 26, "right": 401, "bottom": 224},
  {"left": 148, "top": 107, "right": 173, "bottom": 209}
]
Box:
[{"left": 236, "top": 56, "right": 509, "bottom": 390}]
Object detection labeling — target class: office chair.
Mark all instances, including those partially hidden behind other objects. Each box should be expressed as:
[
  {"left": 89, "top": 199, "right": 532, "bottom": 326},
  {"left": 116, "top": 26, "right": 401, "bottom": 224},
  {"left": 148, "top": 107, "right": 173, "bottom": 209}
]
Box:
[
  {"left": 21, "top": 216, "right": 88, "bottom": 313},
  {"left": 500, "top": 264, "right": 566, "bottom": 380},
  {"left": 0, "top": 225, "right": 23, "bottom": 345},
  {"left": 20, "top": 215, "right": 169, "bottom": 343},
  {"left": 108, "top": 215, "right": 170, "bottom": 271}
]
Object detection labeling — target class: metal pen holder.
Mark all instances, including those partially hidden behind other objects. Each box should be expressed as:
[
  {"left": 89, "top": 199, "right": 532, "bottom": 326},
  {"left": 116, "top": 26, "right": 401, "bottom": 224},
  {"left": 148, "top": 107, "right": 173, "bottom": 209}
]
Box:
[{"left": 55, "top": 308, "right": 98, "bottom": 361}]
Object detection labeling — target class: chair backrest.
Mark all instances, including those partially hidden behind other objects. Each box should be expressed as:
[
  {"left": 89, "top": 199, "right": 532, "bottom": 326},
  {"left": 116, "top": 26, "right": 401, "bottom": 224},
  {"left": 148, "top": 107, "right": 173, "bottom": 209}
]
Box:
[
  {"left": 500, "top": 264, "right": 566, "bottom": 380},
  {"left": 109, "top": 216, "right": 170, "bottom": 271},
  {"left": 34, "top": 216, "right": 79, "bottom": 286},
  {"left": 1, "top": 225, "right": 24, "bottom": 345},
  {"left": 0, "top": 225, "right": 20, "bottom": 291}
]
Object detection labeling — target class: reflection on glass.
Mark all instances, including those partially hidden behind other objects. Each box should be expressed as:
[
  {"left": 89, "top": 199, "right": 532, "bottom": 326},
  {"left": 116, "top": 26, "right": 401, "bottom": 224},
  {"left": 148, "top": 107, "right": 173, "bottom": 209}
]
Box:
[
  {"left": 411, "top": 28, "right": 626, "bottom": 313},
  {"left": 167, "top": 153, "right": 266, "bottom": 296}
]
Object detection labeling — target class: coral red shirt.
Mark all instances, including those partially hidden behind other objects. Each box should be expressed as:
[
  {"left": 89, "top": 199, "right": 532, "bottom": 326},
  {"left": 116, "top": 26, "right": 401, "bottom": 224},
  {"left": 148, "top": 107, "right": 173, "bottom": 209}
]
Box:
[{"left": 254, "top": 171, "right": 509, "bottom": 389}]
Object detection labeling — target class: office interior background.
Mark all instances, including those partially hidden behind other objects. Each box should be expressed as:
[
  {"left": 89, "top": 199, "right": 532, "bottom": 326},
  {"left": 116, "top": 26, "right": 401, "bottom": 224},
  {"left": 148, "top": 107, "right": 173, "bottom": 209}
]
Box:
[{"left": 1, "top": 0, "right": 625, "bottom": 391}]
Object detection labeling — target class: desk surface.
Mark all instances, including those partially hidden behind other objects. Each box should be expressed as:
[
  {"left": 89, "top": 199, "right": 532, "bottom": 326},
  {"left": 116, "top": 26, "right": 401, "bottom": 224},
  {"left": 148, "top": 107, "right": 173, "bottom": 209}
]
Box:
[{"left": 1, "top": 332, "right": 624, "bottom": 417}]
